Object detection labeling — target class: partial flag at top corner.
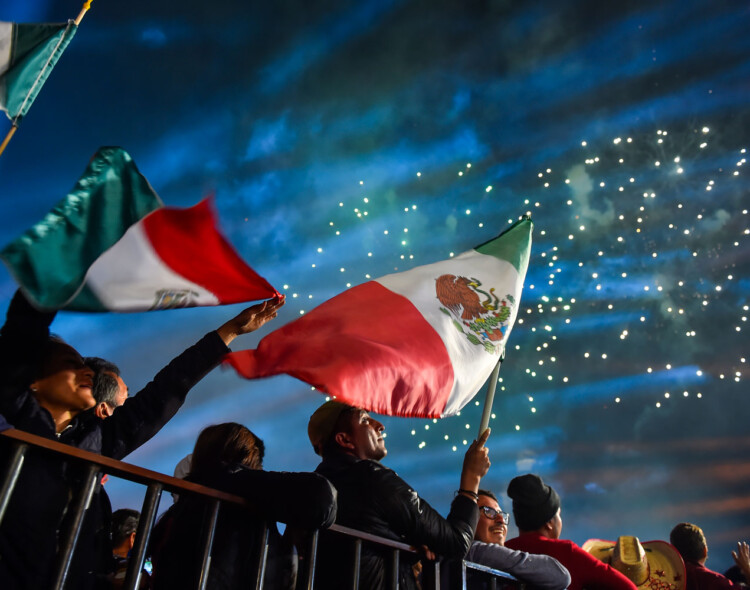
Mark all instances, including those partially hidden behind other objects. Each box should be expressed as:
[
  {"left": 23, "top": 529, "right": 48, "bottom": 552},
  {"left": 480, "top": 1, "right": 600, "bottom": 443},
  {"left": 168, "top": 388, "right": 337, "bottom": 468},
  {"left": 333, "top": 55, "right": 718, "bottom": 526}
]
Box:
[
  {"left": 0, "top": 19, "right": 77, "bottom": 122},
  {"left": 0, "top": 146, "right": 279, "bottom": 312}
]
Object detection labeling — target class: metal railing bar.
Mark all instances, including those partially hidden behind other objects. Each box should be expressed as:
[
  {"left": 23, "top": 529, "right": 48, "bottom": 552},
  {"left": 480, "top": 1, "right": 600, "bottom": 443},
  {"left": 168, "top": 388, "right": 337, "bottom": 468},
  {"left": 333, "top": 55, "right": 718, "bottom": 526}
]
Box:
[
  {"left": 123, "top": 482, "right": 163, "bottom": 590},
  {"left": 254, "top": 523, "right": 270, "bottom": 590},
  {"left": 0, "top": 430, "right": 522, "bottom": 590},
  {"left": 0, "top": 440, "right": 26, "bottom": 525},
  {"left": 305, "top": 529, "right": 319, "bottom": 590},
  {"left": 197, "top": 499, "right": 221, "bottom": 590},
  {"left": 329, "top": 523, "right": 414, "bottom": 552},
  {"left": 50, "top": 462, "right": 98, "bottom": 590},
  {"left": 351, "top": 538, "right": 362, "bottom": 590},
  {"left": 390, "top": 548, "right": 399, "bottom": 590},
  {"left": 0, "top": 429, "right": 246, "bottom": 504},
  {"left": 464, "top": 560, "right": 520, "bottom": 580}
]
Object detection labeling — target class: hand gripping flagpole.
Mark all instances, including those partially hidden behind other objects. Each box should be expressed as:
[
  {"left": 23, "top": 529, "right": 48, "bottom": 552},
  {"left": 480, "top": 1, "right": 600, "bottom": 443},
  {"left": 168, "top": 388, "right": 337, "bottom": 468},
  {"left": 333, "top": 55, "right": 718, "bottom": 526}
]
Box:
[
  {"left": 477, "top": 351, "right": 504, "bottom": 437},
  {"left": 0, "top": 0, "right": 94, "bottom": 159}
]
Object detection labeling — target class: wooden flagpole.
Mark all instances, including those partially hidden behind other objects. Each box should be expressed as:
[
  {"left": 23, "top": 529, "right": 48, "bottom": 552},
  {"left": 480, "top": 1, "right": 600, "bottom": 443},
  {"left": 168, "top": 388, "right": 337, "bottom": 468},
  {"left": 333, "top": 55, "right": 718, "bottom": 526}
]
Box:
[
  {"left": 477, "top": 353, "right": 504, "bottom": 437},
  {"left": 0, "top": 126, "right": 17, "bottom": 158},
  {"left": 0, "top": 0, "right": 94, "bottom": 159},
  {"left": 74, "top": 0, "right": 94, "bottom": 26}
]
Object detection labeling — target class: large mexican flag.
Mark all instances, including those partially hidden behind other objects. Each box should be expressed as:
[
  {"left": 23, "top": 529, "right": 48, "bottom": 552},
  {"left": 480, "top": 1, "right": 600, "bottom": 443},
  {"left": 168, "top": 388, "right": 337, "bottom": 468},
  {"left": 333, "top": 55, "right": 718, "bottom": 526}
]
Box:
[
  {"left": 0, "top": 20, "right": 77, "bottom": 122},
  {"left": 226, "top": 218, "right": 532, "bottom": 418},
  {"left": 0, "top": 146, "right": 278, "bottom": 312}
]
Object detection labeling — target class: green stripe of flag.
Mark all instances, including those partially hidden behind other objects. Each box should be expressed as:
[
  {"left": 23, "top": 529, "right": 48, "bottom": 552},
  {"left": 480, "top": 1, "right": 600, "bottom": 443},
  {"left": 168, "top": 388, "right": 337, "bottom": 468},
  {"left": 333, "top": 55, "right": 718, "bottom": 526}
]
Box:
[
  {"left": 475, "top": 216, "right": 533, "bottom": 274},
  {"left": 0, "top": 147, "right": 163, "bottom": 310},
  {"left": 0, "top": 21, "right": 77, "bottom": 122}
]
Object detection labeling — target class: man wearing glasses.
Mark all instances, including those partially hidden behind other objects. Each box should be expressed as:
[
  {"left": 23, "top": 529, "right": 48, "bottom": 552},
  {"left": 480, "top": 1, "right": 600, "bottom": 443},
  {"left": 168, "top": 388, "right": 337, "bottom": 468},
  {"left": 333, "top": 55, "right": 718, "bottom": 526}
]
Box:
[{"left": 460, "top": 489, "right": 571, "bottom": 589}]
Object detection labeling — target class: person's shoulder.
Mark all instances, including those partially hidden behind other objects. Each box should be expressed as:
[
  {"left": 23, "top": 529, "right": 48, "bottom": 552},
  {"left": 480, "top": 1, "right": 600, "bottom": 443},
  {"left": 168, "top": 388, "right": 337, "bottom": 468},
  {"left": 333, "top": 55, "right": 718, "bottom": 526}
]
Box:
[{"left": 693, "top": 564, "right": 736, "bottom": 585}]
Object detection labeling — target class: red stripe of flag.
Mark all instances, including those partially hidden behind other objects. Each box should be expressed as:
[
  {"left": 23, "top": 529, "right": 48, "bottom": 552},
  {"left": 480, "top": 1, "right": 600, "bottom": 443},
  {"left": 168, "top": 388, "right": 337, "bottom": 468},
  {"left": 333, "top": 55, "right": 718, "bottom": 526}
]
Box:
[
  {"left": 142, "top": 199, "right": 279, "bottom": 303},
  {"left": 225, "top": 280, "right": 454, "bottom": 418}
]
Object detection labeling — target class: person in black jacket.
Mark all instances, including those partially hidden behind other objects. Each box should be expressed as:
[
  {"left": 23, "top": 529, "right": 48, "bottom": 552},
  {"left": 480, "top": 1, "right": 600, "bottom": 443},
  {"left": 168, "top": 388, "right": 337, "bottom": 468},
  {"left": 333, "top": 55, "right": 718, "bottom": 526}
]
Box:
[
  {"left": 0, "top": 289, "right": 284, "bottom": 589},
  {"left": 149, "top": 422, "right": 337, "bottom": 590},
  {"left": 306, "top": 400, "right": 491, "bottom": 590}
]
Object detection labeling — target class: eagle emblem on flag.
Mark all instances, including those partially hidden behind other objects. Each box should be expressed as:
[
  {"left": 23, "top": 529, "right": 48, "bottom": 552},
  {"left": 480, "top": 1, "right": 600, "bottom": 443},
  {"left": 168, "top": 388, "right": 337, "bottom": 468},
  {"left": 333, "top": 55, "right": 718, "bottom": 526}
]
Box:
[{"left": 436, "top": 274, "right": 515, "bottom": 354}]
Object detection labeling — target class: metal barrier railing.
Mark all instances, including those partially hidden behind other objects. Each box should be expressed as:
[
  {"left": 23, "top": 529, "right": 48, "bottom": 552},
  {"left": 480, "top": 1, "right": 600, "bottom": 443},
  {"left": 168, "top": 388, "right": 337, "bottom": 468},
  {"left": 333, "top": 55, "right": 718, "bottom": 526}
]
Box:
[{"left": 0, "top": 428, "right": 520, "bottom": 590}]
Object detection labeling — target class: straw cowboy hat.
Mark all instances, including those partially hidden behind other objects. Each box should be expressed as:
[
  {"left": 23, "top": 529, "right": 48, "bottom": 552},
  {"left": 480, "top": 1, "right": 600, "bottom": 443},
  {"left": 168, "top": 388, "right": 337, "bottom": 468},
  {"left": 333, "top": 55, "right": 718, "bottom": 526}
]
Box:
[{"left": 583, "top": 536, "right": 686, "bottom": 590}]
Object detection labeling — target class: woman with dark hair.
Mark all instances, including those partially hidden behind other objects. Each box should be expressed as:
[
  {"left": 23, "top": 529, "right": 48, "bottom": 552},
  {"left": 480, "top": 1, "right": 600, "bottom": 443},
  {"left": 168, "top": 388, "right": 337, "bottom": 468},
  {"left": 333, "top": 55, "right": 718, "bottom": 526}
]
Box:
[
  {"left": 0, "top": 289, "right": 284, "bottom": 589},
  {"left": 149, "top": 422, "right": 337, "bottom": 590}
]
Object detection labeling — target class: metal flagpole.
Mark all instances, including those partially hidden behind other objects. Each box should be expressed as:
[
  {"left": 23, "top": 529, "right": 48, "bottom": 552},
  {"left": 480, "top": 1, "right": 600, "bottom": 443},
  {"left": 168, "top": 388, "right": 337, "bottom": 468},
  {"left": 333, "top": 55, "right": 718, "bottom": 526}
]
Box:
[
  {"left": 477, "top": 352, "right": 504, "bottom": 438},
  {"left": 0, "top": 0, "right": 94, "bottom": 158}
]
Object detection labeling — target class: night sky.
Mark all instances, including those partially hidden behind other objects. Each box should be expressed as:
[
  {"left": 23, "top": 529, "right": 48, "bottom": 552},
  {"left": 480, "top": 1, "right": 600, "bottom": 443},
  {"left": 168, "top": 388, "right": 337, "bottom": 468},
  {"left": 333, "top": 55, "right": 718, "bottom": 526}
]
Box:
[{"left": 1, "top": 0, "right": 749, "bottom": 573}]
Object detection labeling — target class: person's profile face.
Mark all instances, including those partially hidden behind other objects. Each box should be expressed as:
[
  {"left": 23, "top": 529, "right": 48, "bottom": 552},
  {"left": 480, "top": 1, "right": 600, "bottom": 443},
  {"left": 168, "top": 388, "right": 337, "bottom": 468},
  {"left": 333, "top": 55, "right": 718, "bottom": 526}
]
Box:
[{"left": 345, "top": 410, "right": 387, "bottom": 461}]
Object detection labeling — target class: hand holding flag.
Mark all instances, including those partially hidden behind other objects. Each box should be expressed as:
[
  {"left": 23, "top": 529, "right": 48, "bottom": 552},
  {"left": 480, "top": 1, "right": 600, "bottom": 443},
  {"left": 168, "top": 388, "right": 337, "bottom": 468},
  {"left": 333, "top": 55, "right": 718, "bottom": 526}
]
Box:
[
  {"left": 216, "top": 295, "right": 285, "bottom": 346},
  {"left": 459, "top": 427, "right": 492, "bottom": 499}
]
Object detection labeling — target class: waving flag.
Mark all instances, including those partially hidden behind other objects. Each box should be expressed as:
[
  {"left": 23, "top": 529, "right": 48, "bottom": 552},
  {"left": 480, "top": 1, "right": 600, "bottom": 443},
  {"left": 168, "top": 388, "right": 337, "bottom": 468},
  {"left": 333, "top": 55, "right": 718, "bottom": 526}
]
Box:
[
  {"left": 226, "top": 218, "right": 532, "bottom": 418},
  {"left": 0, "top": 20, "right": 77, "bottom": 122},
  {"left": 0, "top": 146, "right": 278, "bottom": 312}
]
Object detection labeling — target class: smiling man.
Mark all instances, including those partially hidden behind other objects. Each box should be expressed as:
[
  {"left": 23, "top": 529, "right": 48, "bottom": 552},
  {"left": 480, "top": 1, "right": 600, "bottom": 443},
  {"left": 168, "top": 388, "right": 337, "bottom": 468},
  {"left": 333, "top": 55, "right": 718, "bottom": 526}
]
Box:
[
  {"left": 307, "top": 400, "right": 491, "bottom": 590},
  {"left": 457, "top": 489, "right": 570, "bottom": 589}
]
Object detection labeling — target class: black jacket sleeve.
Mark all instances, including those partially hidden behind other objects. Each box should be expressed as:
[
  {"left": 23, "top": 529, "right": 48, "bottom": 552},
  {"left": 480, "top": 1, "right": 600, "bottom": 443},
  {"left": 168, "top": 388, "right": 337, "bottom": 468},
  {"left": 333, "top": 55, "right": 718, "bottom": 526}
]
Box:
[
  {"left": 369, "top": 461, "right": 478, "bottom": 559},
  {"left": 0, "top": 290, "right": 57, "bottom": 425},
  {"left": 98, "top": 331, "right": 230, "bottom": 460},
  {"left": 0, "top": 289, "right": 56, "bottom": 390},
  {"left": 211, "top": 467, "right": 338, "bottom": 530}
]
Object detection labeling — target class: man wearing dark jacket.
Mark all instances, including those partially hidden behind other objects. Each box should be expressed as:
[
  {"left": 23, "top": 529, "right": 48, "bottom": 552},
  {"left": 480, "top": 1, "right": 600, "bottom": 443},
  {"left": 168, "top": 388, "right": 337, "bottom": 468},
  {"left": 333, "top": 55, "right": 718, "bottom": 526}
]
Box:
[
  {"left": 307, "top": 400, "right": 491, "bottom": 590},
  {"left": 0, "top": 290, "right": 283, "bottom": 589}
]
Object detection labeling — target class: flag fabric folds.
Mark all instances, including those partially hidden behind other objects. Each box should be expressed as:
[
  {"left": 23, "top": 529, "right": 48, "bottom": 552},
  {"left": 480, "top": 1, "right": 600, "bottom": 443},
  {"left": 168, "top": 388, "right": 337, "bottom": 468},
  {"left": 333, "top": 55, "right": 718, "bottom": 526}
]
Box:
[
  {"left": 225, "top": 218, "right": 533, "bottom": 418},
  {"left": 0, "top": 20, "right": 77, "bottom": 122},
  {"left": 0, "top": 146, "right": 279, "bottom": 312}
]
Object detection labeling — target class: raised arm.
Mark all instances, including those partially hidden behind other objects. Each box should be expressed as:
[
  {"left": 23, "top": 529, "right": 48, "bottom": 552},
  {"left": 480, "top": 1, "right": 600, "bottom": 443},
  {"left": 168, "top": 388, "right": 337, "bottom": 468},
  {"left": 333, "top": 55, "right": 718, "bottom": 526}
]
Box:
[
  {"left": 467, "top": 542, "right": 571, "bottom": 590},
  {"left": 100, "top": 296, "right": 285, "bottom": 460},
  {"left": 732, "top": 541, "right": 750, "bottom": 584},
  {"left": 216, "top": 295, "right": 284, "bottom": 345},
  {"left": 458, "top": 428, "right": 491, "bottom": 501}
]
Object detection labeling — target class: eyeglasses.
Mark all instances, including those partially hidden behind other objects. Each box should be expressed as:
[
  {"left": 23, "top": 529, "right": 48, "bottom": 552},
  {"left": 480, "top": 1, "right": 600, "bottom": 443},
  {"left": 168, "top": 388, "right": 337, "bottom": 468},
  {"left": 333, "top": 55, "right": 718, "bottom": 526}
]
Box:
[{"left": 480, "top": 506, "right": 509, "bottom": 524}]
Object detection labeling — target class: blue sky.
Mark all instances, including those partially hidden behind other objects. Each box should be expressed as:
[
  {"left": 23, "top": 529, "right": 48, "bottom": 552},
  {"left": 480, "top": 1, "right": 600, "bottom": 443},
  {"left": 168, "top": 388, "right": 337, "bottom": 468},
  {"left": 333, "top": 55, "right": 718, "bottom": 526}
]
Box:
[{"left": 1, "top": 0, "right": 749, "bottom": 570}]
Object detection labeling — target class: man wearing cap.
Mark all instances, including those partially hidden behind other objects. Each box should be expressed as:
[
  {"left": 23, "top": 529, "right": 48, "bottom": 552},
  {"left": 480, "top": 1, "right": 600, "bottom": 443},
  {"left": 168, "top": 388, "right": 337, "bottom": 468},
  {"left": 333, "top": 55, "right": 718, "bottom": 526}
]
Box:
[
  {"left": 670, "top": 523, "right": 750, "bottom": 590},
  {"left": 307, "top": 400, "right": 491, "bottom": 590},
  {"left": 504, "top": 473, "right": 638, "bottom": 590}
]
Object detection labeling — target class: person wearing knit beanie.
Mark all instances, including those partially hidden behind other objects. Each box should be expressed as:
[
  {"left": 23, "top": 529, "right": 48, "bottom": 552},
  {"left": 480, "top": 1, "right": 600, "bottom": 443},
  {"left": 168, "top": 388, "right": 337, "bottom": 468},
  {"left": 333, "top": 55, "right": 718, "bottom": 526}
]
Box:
[
  {"left": 505, "top": 473, "right": 638, "bottom": 590},
  {"left": 507, "top": 473, "right": 561, "bottom": 533}
]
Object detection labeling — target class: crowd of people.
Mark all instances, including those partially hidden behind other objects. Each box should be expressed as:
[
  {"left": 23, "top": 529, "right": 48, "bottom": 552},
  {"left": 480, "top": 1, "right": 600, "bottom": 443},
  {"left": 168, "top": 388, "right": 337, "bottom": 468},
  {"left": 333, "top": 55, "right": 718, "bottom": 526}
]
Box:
[{"left": 0, "top": 289, "right": 748, "bottom": 589}]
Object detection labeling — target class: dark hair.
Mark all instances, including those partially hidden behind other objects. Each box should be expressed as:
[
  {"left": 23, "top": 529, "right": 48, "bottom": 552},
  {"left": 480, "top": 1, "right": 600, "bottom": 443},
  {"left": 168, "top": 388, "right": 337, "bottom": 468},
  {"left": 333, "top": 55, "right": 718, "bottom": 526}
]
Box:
[
  {"left": 189, "top": 423, "right": 265, "bottom": 480},
  {"left": 24, "top": 334, "right": 71, "bottom": 385},
  {"left": 84, "top": 357, "right": 122, "bottom": 408},
  {"left": 111, "top": 508, "right": 140, "bottom": 546},
  {"left": 670, "top": 522, "right": 707, "bottom": 563},
  {"left": 84, "top": 357, "right": 121, "bottom": 377},
  {"left": 319, "top": 406, "right": 360, "bottom": 457},
  {"left": 478, "top": 489, "right": 498, "bottom": 502}
]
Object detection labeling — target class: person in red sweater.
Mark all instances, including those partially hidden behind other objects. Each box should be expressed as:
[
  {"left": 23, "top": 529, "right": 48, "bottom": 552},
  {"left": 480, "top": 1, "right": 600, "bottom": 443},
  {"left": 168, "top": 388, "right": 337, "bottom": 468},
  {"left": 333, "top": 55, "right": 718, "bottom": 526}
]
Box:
[
  {"left": 504, "top": 474, "right": 638, "bottom": 590},
  {"left": 670, "top": 523, "right": 750, "bottom": 590}
]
